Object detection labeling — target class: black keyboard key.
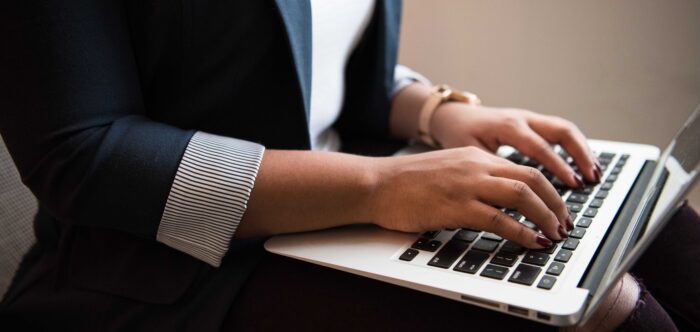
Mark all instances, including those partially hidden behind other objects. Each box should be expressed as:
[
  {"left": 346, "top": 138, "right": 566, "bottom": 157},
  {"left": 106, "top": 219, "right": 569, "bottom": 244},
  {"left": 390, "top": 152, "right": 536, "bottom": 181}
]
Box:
[
  {"left": 523, "top": 159, "right": 540, "bottom": 168},
  {"left": 599, "top": 152, "right": 616, "bottom": 160},
  {"left": 505, "top": 210, "right": 523, "bottom": 221},
  {"left": 551, "top": 177, "right": 567, "bottom": 189},
  {"left": 570, "top": 227, "right": 586, "bottom": 239},
  {"left": 471, "top": 239, "right": 500, "bottom": 253},
  {"left": 566, "top": 203, "right": 583, "bottom": 213},
  {"left": 541, "top": 170, "right": 555, "bottom": 181},
  {"left": 595, "top": 190, "right": 609, "bottom": 199},
  {"left": 538, "top": 275, "right": 557, "bottom": 290},
  {"left": 509, "top": 264, "right": 542, "bottom": 286},
  {"left": 556, "top": 188, "right": 567, "bottom": 196},
  {"left": 454, "top": 250, "right": 490, "bottom": 274},
  {"left": 562, "top": 238, "right": 579, "bottom": 250},
  {"left": 611, "top": 166, "right": 622, "bottom": 175},
  {"left": 411, "top": 238, "right": 428, "bottom": 250},
  {"left": 558, "top": 149, "right": 570, "bottom": 160},
  {"left": 522, "top": 252, "right": 550, "bottom": 266},
  {"left": 546, "top": 262, "right": 565, "bottom": 276},
  {"left": 616, "top": 159, "right": 627, "bottom": 166},
  {"left": 428, "top": 240, "right": 469, "bottom": 268},
  {"left": 620, "top": 154, "right": 630, "bottom": 160},
  {"left": 554, "top": 249, "right": 573, "bottom": 262},
  {"left": 422, "top": 230, "right": 440, "bottom": 239},
  {"left": 583, "top": 208, "right": 598, "bottom": 218},
  {"left": 481, "top": 232, "right": 504, "bottom": 242},
  {"left": 480, "top": 264, "right": 510, "bottom": 280},
  {"left": 589, "top": 199, "right": 604, "bottom": 208},
  {"left": 605, "top": 174, "right": 618, "bottom": 182},
  {"left": 577, "top": 217, "right": 593, "bottom": 228},
  {"left": 399, "top": 249, "right": 419, "bottom": 261},
  {"left": 567, "top": 194, "right": 589, "bottom": 204},
  {"left": 521, "top": 220, "right": 537, "bottom": 229},
  {"left": 573, "top": 186, "right": 595, "bottom": 195},
  {"left": 570, "top": 212, "right": 578, "bottom": 221},
  {"left": 507, "top": 152, "right": 525, "bottom": 164},
  {"left": 601, "top": 182, "right": 613, "bottom": 190},
  {"left": 531, "top": 245, "right": 556, "bottom": 254},
  {"left": 500, "top": 241, "right": 525, "bottom": 255},
  {"left": 453, "top": 229, "right": 480, "bottom": 243},
  {"left": 411, "top": 238, "right": 442, "bottom": 252},
  {"left": 491, "top": 252, "right": 518, "bottom": 267},
  {"left": 426, "top": 240, "right": 442, "bottom": 251}
]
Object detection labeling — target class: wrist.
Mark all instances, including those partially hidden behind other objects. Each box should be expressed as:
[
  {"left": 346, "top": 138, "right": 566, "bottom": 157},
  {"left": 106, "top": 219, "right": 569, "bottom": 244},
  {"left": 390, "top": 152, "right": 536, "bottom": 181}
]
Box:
[
  {"left": 416, "top": 85, "right": 480, "bottom": 148},
  {"left": 364, "top": 155, "right": 399, "bottom": 226},
  {"left": 358, "top": 155, "right": 386, "bottom": 224},
  {"left": 430, "top": 101, "right": 468, "bottom": 148}
]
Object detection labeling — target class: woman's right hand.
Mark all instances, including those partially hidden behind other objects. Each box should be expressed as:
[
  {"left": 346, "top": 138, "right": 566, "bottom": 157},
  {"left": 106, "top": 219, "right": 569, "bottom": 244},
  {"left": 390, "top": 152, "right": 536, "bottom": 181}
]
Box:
[{"left": 370, "top": 146, "right": 572, "bottom": 248}]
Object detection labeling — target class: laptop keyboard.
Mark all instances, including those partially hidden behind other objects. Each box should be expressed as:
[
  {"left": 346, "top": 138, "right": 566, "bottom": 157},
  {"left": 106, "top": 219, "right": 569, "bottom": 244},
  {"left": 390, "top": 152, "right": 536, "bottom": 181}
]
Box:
[{"left": 399, "top": 149, "right": 630, "bottom": 290}]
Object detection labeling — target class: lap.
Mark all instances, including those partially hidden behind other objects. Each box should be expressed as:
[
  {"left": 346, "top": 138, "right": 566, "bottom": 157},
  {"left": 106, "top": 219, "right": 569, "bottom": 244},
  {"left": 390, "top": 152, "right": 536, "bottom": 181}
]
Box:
[
  {"left": 631, "top": 202, "right": 700, "bottom": 329},
  {"left": 224, "top": 252, "right": 554, "bottom": 331}
]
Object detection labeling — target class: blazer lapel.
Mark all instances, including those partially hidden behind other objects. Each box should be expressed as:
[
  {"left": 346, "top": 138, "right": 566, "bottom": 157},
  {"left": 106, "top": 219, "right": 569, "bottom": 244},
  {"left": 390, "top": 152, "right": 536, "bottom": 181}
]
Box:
[{"left": 273, "top": 0, "right": 312, "bottom": 124}]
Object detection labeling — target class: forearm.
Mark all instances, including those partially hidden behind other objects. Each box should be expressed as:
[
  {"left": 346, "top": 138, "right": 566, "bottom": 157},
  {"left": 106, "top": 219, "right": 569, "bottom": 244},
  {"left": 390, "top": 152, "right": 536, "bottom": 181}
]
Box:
[
  {"left": 389, "top": 82, "right": 432, "bottom": 140},
  {"left": 235, "top": 149, "right": 380, "bottom": 237}
]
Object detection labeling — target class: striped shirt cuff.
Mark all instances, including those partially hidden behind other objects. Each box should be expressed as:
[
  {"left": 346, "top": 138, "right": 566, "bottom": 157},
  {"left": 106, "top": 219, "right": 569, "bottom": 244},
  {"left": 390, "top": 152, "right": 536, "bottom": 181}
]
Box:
[
  {"left": 392, "top": 64, "right": 432, "bottom": 96},
  {"left": 157, "top": 132, "right": 265, "bottom": 267}
]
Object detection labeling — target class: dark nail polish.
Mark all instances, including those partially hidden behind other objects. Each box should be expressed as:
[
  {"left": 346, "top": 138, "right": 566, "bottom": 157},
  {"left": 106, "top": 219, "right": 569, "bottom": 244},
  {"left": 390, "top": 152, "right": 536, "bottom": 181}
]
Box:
[
  {"left": 593, "top": 168, "right": 601, "bottom": 183},
  {"left": 566, "top": 216, "right": 574, "bottom": 231},
  {"left": 572, "top": 174, "right": 584, "bottom": 188},
  {"left": 536, "top": 234, "right": 553, "bottom": 247},
  {"left": 558, "top": 224, "right": 569, "bottom": 239},
  {"left": 595, "top": 161, "right": 602, "bottom": 172}
]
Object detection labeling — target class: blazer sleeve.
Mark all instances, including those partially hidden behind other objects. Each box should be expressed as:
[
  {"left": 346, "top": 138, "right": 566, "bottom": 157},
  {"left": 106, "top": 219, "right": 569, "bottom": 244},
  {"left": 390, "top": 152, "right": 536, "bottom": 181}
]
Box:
[{"left": 0, "top": 1, "right": 263, "bottom": 267}]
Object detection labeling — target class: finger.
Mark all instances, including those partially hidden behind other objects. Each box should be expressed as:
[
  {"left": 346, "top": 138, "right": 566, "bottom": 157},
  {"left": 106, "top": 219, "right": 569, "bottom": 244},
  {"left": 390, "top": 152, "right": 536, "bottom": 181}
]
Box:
[
  {"left": 475, "top": 176, "right": 566, "bottom": 241},
  {"left": 528, "top": 115, "right": 600, "bottom": 183},
  {"left": 491, "top": 164, "right": 573, "bottom": 231},
  {"left": 463, "top": 201, "right": 554, "bottom": 249},
  {"left": 502, "top": 125, "right": 583, "bottom": 188},
  {"left": 465, "top": 138, "right": 493, "bottom": 153}
]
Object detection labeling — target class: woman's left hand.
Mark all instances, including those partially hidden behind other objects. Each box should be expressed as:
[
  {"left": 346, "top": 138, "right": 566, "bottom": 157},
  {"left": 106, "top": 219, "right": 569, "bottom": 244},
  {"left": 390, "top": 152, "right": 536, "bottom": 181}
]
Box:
[{"left": 430, "top": 102, "right": 602, "bottom": 188}]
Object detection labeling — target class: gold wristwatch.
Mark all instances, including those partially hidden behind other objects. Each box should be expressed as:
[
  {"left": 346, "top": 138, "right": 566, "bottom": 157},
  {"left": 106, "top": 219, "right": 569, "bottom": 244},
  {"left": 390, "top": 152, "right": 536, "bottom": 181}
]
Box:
[{"left": 417, "top": 84, "right": 481, "bottom": 147}]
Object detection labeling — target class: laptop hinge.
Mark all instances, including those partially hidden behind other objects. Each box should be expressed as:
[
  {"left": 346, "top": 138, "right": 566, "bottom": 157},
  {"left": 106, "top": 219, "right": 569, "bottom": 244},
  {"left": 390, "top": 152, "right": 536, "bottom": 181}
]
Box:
[{"left": 578, "top": 160, "right": 657, "bottom": 294}]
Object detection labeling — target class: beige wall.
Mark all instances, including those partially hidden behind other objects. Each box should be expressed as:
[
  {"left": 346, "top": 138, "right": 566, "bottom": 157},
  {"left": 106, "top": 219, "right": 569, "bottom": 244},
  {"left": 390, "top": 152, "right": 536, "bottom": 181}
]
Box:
[{"left": 398, "top": 0, "right": 700, "bottom": 209}]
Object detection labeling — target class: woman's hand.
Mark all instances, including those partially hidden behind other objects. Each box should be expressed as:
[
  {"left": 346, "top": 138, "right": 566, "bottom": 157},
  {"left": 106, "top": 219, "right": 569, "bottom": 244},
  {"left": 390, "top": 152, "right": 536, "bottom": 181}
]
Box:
[
  {"left": 371, "top": 146, "right": 571, "bottom": 248},
  {"left": 430, "top": 103, "right": 602, "bottom": 188}
]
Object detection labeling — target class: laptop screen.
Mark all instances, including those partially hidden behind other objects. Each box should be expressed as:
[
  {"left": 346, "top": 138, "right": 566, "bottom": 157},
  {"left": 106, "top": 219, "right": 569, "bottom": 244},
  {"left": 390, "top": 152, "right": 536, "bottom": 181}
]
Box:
[
  {"left": 616, "top": 104, "right": 700, "bottom": 275},
  {"left": 642, "top": 105, "right": 700, "bottom": 236}
]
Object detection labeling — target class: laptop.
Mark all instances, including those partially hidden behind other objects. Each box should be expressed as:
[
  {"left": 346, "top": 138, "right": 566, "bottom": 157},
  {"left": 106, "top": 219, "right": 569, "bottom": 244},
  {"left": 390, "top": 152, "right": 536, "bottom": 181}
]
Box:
[{"left": 265, "top": 104, "right": 700, "bottom": 326}]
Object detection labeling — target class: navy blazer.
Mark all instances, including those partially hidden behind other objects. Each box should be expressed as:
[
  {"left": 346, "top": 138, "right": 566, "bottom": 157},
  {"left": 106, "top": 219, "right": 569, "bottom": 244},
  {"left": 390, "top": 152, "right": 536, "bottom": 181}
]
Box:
[{"left": 0, "top": 0, "right": 402, "bottom": 328}]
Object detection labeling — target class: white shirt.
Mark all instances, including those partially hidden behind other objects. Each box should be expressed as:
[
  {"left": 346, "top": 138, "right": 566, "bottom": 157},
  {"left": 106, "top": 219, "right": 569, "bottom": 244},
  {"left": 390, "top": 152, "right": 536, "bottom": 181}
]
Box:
[{"left": 308, "top": 0, "right": 376, "bottom": 151}]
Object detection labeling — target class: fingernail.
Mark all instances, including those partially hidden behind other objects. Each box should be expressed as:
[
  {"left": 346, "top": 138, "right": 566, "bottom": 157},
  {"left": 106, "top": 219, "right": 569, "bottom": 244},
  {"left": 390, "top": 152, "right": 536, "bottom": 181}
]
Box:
[
  {"left": 566, "top": 216, "right": 575, "bottom": 231},
  {"left": 536, "top": 234, "right": 553, "bottom": 247},
  {"left": 595, "top": 161, "right": 602, "bottom": 173},
  {"left": 558, "top": 224, "right": 569, "bottom": 238},
  {"left": 593, "top": 168, "right": 602, "bottom": 183},
  {"left": 572, "top": 174, "right": 584, "bottom": 188}
]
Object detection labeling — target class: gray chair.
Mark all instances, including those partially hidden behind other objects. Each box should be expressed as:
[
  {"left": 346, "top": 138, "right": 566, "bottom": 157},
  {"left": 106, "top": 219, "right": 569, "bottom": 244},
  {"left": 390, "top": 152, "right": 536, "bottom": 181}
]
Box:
[{"left": 0, "top": 136, "right": 37, "bottom": 300}]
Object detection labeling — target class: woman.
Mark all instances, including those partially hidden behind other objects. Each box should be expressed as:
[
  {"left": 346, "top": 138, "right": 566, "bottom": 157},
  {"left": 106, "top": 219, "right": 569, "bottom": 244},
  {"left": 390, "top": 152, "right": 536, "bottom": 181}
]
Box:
[{"left": 1, "top": 1, "right": 698, "bottom": 331}]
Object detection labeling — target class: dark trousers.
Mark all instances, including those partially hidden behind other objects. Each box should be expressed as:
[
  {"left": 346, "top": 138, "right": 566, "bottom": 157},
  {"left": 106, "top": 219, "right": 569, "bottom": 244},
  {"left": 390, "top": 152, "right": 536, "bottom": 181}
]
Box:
[{"left": 3, "top": 204, "right": 700, "bottom": 331}]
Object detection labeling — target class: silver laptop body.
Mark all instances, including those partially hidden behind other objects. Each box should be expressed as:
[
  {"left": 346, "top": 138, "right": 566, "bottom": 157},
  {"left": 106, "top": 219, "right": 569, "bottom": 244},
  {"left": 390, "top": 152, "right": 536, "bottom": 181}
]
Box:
[{"left": 266, "top": 105, "right": 700, "bottom": 326}]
